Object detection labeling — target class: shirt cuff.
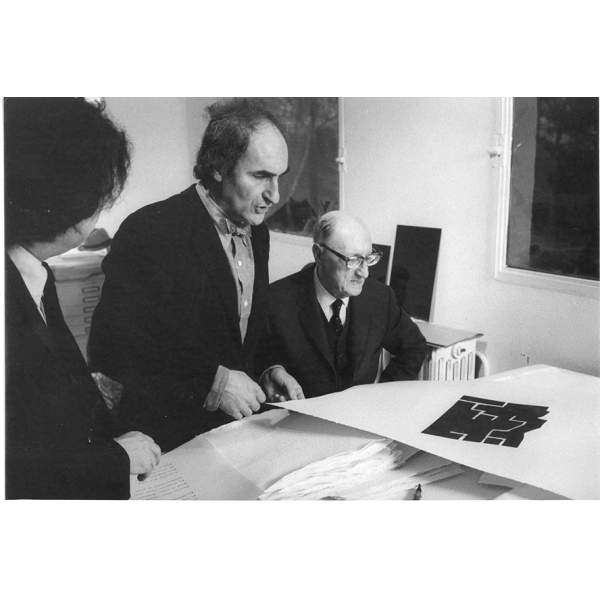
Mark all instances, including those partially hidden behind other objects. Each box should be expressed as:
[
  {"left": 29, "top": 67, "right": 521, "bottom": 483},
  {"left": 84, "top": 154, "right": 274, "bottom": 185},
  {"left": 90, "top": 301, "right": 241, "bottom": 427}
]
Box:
[{"left": 203, "top": 365, "right": 230, "bottom": 411}]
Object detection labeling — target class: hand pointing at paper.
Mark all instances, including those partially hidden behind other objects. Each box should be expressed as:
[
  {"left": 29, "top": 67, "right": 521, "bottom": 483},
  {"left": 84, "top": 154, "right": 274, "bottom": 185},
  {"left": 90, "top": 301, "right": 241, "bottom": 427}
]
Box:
[{"left": 115, "top": 431, "right": 161, "bottom": 477}]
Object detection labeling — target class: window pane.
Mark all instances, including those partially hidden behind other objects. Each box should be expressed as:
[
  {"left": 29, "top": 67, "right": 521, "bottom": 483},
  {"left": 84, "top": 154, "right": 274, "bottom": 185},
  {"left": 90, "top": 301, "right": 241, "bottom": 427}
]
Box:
[
  {"left": 507, "top": 97, "right": 599, "bottom": 280},
  {"left": 258, "top": 98, "right": 339, "bottom": 236}
]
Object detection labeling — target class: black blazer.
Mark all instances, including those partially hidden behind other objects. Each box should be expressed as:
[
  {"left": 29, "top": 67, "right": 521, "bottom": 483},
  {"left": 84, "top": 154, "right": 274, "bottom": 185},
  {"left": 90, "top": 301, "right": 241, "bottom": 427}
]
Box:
[
  {"left": 5, "top": 257, "right": 130, "bottom": 499},
  {"left": 261, "top": 266, "right": 428, "bottom": 399},
  {"left": 88, "top": 185, "right": 270, "bottom": 451}
]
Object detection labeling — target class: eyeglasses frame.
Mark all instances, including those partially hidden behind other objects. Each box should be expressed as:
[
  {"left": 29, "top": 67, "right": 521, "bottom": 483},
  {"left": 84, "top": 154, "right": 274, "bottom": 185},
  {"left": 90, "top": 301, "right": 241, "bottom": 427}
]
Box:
[{"left": 319, "top": 243, "right": 382, "bottom": 270}]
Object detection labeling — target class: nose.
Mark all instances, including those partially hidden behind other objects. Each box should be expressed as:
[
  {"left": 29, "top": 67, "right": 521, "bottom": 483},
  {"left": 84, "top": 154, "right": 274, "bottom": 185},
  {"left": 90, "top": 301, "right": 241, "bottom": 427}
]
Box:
[
  {"left": 263, "top": 179, "right": 280, "bottom": 205},
  {"left": 356, "top": 260, "right": 369, "bottom": 278}
]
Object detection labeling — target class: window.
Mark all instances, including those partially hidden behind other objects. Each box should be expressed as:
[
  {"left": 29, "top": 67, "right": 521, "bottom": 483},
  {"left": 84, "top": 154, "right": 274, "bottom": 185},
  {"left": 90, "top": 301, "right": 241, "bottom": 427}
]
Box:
[
  {"left": 258, "top": 98, "right": 341, "bottom": 237},
  {"left": 494, "top": 97, "right": 599, "bottom": 297}
]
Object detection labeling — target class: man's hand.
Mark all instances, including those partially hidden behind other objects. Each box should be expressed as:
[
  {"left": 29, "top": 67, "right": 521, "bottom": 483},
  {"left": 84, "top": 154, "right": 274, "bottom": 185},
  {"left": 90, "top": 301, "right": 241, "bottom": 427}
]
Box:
[
  {"left": 219, "top": 370, "right": 266, "bottom": 420},
  {"left": 114, "top": 431, "right": 161, "bottom": 476},
  {"left": 262, "top": 366, "right": 305, "bottom": 402}
]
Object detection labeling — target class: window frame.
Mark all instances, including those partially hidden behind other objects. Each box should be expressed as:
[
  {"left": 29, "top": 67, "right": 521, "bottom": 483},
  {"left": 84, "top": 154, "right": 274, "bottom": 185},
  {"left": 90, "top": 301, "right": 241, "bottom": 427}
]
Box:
[{"left": 493, "top": 97, "right": 599, "bottom": 299}]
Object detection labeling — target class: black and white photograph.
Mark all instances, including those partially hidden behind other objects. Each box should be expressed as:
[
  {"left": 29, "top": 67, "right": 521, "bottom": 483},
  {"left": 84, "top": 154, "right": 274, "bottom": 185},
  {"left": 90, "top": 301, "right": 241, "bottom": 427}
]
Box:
[
  {"left": 5, "top": 95, "right": 598, "bottom": 501},
  {"left": 1, "top": 2, "right": 598, "bottom": 599}
]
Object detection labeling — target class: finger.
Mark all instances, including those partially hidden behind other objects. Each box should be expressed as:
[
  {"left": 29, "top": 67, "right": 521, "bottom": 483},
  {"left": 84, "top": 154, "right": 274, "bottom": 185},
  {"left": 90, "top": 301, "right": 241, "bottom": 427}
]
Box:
[
  {"left": 139, "top": 457, "right": 152, "bottom": 475},
  {"left": 232, "top": 410, "right": 244, "bottom": 420},
  {"left": 282, "top": 376, "right": 304, "bottom": 400},
  {"left": 143, "top": 461, "right": 156, "bottom": 476},
  {"left": 148, "top": 449, "right": 159, "bottom": 469},
  {"left": 282, "top": 377, "right": 300, "bottom": 400},
  {"left": 150, "top": 442, "right": 162, "bottom": 464},
  {"left": 254, "top": 385, "right": 267, "bottom": 404},
  {"left": 293, "top": 384, "right": 305, "bottom": 401},
  {"left": 239, "top": 404, "right": 253, "bottom": 418}
]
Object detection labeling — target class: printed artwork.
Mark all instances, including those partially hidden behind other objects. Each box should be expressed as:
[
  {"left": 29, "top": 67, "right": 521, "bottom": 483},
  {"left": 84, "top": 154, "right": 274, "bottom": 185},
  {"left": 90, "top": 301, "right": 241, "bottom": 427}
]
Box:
[{"left": 422, "top": 395, "right": 549, "bottom": 448}]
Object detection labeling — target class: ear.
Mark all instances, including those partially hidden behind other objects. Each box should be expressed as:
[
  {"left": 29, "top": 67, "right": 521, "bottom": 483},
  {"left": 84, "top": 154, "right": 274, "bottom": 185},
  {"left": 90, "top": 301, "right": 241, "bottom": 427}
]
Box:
[
  {"left": 312, "top": 243, "right": 320, "bottom": 262},
  {"left": 213, "top": 170, "right": 223, "bottom": 183}
]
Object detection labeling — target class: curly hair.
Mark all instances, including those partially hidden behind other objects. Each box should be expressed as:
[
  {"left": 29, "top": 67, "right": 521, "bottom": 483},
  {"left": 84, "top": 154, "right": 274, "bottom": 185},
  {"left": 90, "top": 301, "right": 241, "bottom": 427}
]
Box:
[
  {"left": 4, "top": 97, "right": 131, "bottom": 246},
  {"left": 193, "top": 98, "right": 284, "bottom": 199}
]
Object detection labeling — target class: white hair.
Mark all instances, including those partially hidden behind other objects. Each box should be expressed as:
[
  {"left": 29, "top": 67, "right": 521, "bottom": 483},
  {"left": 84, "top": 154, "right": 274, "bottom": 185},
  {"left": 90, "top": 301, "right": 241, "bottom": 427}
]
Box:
[{"left": 313, "top": 210, "right": 369, "bottom": 245}]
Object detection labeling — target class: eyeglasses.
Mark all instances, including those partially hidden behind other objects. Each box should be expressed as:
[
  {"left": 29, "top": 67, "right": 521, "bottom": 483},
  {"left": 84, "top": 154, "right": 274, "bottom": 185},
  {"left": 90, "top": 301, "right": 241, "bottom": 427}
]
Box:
[{"left": 320, "top": 243, "right": 382, "bottom": 270}]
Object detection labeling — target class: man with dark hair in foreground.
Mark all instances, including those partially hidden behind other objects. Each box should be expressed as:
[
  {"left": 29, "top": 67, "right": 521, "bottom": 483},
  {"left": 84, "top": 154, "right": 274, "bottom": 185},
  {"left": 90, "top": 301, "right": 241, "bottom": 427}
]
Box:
[
  {"left": 4, "top": 97, "right": 161, "bottom": 499},
  {"left": 89, "top": 99, "right": 303, "bottom": 451}
]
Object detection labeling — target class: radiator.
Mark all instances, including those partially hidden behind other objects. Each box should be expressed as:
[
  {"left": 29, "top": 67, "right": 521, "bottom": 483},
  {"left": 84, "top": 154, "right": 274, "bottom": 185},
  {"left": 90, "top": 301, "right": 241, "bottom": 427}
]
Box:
[
  {"left": 419, "top": 338, "right": 481, "bottom": 381},
  {"left": 47, "top": 248, "right": 106, "bottom": 359}
]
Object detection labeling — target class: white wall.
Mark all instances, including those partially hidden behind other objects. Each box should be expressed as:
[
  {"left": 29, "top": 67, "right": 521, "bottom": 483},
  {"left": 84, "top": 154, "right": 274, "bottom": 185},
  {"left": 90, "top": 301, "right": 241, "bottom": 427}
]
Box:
[
  {"left": 97, "top": 98, "right": 192, "bottom": 235},
  {"left": 98, "top": 97, "right": 600, "bottom": 377},
  {"left": 340, "top": 98, "right": 600, "bottom": 376}
]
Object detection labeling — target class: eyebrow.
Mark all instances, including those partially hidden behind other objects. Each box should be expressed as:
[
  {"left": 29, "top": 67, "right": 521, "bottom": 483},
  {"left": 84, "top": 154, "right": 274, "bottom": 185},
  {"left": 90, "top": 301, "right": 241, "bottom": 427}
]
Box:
[{"left": 253, "top": 167, "right": 290, "bottom": 177}]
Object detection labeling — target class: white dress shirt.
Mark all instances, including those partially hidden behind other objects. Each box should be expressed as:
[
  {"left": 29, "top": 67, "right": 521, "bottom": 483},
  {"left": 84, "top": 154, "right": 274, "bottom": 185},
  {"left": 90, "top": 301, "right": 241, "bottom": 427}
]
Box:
[
  {"left": 195, "top": 183, "right": 254, "bottom": 341},
  {"left": 7, "top": 245, "right": 48, "bottom": 323},
  {"left": 313, "top": 268, "right": 349, "bottom": 325}
]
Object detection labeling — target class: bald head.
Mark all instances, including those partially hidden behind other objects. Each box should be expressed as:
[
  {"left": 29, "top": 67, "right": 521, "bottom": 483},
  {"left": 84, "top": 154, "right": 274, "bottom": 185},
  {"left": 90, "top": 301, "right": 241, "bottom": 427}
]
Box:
[
  {"left": 313, "top": 211, "right": 372, "bottom": 250},
  {"left": 312, "top": 211, "right": 373, "bottom": 298}
]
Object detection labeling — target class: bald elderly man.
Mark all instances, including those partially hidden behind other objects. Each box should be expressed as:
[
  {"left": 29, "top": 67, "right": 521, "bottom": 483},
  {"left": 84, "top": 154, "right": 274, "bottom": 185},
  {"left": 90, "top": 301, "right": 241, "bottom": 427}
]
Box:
[{"left": 261, "top": 211, "right": 428, "bottom": 399}]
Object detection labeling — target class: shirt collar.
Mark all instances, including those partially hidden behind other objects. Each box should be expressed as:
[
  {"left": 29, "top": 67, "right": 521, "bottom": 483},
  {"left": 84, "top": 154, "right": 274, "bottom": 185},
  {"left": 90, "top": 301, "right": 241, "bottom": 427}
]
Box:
[
  {"left": 7, "top": 244, "right": 48, "bottom": 305},
  {"left": 195, "top": 183, "right": 252, "bottom": 238},
  {"left": 313, "top": 266, "right": 349, "bottom": 315}
]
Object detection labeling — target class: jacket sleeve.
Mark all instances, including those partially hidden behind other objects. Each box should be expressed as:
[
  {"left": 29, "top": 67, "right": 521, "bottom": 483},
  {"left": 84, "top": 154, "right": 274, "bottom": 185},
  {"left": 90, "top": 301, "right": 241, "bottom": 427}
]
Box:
[
  {"left": 5, "top": 436, "right": 130, "bottom": 500},
  {"left": 380, "top": 287, "right": 429, "bottom": 382},
  {"left": 88, "top": 217, "right": 220, "bottom": 445},
  {"left": 5, "top": 376, "right": 131, "bottom": 500},
  {"left": 252, "top": 299, "right": 282, "bottom": 379}
]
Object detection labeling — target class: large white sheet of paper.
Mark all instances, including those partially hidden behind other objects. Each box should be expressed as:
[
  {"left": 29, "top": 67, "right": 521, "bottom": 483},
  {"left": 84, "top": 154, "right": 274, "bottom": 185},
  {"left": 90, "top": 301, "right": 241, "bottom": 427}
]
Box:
[
  {"left": 494, "top": 485, "right": 566, "bottom": 500},
  {"left": 131, "top": 437, "right": 262, "bottom": 500},
  {"left": 204, "top": 410, "right": 380, "bottom": 489},
  {"left": 275, "top": 366, "right": 600, "bottom": 499}
]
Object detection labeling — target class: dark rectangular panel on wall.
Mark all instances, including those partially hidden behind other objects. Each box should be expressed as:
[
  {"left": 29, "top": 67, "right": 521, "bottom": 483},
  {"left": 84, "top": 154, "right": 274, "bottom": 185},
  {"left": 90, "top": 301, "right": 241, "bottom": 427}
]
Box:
[
  {"left": 369, "top": 243, "right": 390, "bottom": 284},
  {"left": 390, "top": 225, "right": 441, "bottom": 321}
]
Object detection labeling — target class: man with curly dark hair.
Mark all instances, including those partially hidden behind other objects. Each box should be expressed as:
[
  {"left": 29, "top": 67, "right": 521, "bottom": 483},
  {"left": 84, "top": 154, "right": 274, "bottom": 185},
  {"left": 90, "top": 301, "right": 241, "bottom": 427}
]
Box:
[
  {"left": 4, "top": 97, "right": 161, "bottom": 499},
  {"left": 89, "top": 99, "right": 304, "bottom": 451}
]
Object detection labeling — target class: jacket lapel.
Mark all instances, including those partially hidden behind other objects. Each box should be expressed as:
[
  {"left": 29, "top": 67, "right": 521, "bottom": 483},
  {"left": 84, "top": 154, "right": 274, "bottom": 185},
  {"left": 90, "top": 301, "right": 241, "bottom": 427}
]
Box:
[
  {"left": 348, "top": 290, "right": 373, "bottom": 382},
  {"left": 5, "top": 256, "right": 61, "bottom": 357},
  {"left": 187, "top": 189, "right": 241, "bottom": 343},
  {"left": 244, "top": 226, "right": 267, "bottom": 349},
  {"left": 297, "top": 268, "right": 335, "bottom": 373}
]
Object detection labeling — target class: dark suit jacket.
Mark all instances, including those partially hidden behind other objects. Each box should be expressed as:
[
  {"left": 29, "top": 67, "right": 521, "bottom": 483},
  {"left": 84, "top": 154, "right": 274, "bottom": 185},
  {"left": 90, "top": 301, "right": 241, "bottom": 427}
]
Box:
[
  {"left": 261, "top": 266, "right": 428, "bottom": 398},
  {"left": 5, "top": 257, "right": 130, "bottom": 499},
  {"left": 88, "top": 185, "right": 270, "bottom": 451}
]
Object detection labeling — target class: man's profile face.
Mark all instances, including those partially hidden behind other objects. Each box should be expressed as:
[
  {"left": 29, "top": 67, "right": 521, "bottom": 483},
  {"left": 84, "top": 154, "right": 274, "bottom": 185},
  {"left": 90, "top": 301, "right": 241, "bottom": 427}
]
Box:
[
  {"left": 216, "top": 121, "right": 288, "bottom": 226},
  {"left": 317, "top": 225, "right": 372, "bottom": 298}
]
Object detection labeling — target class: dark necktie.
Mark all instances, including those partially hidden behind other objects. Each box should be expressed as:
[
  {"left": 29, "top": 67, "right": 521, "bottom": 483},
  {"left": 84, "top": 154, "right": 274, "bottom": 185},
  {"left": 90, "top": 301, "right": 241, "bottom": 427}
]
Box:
[
  {"left": 41, "top": 262, "right": 89, "bottom": 372},
  {"left": 330, "top": 298, "right": 344, "bottom": 335},
  {"left": 41, "top": 262, "right": 66, "bottom": 331}
]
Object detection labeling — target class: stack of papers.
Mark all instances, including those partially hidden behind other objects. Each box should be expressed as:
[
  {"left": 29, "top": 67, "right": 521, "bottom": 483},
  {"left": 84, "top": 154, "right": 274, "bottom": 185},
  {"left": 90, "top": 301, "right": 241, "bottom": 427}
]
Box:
[
  {"left": 259, "top": 439, "right": 463, "bottom": 500},
  {"left": 277, "top": 367, "right": 600, "bottom": 499},
  {"left": 476, "top": 472, "right": 566, "bottom": 500}
]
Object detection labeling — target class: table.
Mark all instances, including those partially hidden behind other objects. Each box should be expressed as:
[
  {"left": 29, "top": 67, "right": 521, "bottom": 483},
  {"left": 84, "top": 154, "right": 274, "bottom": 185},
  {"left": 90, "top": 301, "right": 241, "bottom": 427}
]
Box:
[{"left": 131, "top": 365, "right": 593, "bottom": 500}]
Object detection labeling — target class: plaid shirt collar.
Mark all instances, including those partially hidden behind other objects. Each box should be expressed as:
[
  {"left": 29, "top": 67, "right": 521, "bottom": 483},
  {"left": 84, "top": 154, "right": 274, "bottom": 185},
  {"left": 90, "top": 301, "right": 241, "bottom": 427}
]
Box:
[{"left": 195, "top": 183, "right": 252, "bottom": 239}]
